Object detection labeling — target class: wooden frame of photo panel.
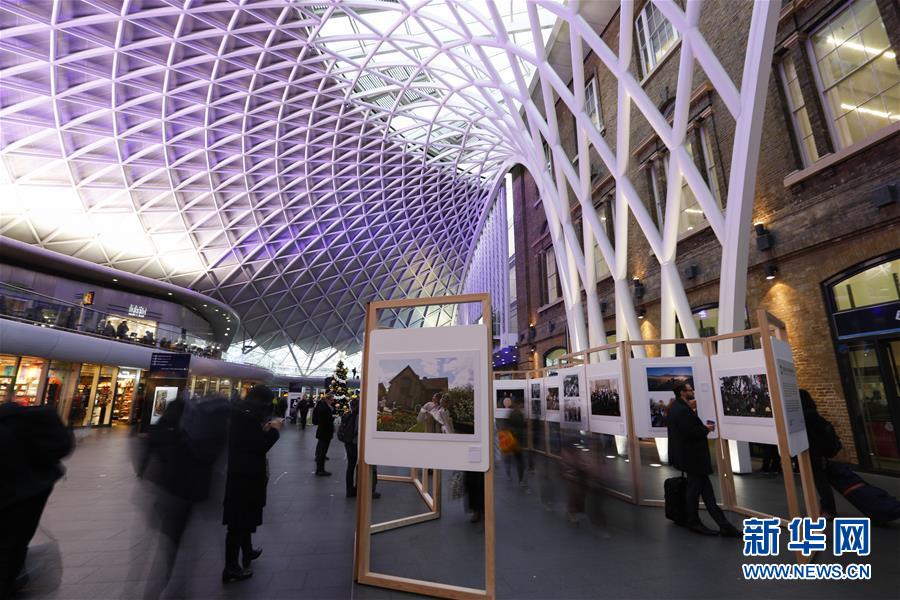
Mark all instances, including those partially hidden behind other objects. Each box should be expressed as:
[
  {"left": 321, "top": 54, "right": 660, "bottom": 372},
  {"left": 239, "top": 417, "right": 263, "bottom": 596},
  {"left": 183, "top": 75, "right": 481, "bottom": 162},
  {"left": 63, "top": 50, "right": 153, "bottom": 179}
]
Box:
[{"left": 354, "top": 293, "right": 495, "bottom": 600}]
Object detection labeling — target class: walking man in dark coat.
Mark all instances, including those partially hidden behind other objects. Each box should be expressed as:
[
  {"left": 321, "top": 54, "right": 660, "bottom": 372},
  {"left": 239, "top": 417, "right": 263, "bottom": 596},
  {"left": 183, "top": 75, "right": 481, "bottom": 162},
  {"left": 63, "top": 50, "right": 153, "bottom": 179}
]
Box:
[
  {"left": 313, "top": 395, "right": 334, "bottom": 476},
  {"left": 667, "top": 382, "right": 740, "bottom": 537},
  {"left": 298, "top": 395, "right": 311, "bottom": 430},
  {"left": 222, "top": 385, "right": 281, "bottom": 583}
]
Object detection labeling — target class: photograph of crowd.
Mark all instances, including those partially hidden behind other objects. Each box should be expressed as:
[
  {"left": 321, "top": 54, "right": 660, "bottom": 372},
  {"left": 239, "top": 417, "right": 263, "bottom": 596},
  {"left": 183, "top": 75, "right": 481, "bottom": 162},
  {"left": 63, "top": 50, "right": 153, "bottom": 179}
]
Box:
[
  {"left": 375, "top": 354, "right": 476, "bottom": 435},
  {"left": 589, "top": 377, "right": 620, "bottom": 417},
  {"left": 720, "top": 374, "right": 772, "bottom": 418},
  {"left": 563, "top": 374, "right": 580, "bottom": 398},
  {"left": 646, "top": 366, "right": 694, "bottom": 429},
  {"left": 546, "top": 386, "right": 560, "bottom": 411},
  {"left": 496, "top": 387, "right": 525, "bottom": 410}
]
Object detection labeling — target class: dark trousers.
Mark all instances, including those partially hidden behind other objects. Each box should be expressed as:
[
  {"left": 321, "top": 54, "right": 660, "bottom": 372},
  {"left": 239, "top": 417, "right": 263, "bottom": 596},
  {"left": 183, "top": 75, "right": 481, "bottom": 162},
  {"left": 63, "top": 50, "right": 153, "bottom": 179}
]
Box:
[
  {"left": 811, "top": 456, "right": 837, "bottom": 515},
  {"left": 0, "top": 490, "right": 51, "bottom": 598},
  {"left": 315, "top": 436, "right": 332, "bottom": 473},
  {"left": 225, "top": 527, "right": 252, "bottom": 569},
  {"left": 504, "top": 450, "right": 525, "bottom": 482},
  {"left": 299, "top": 410, "right": 309, "bottom": 429},
  {"left": 464, "top": 471, "right": 484, "bottom": 514},
  {"left": 685, "top": 472, "right": 729, "bottom": 528},
  {"left": 344, "top": 443, "right": 377, "bottom": 496},
  {"left": 345, "top": 442, "right": 357, "bottom": 495}
]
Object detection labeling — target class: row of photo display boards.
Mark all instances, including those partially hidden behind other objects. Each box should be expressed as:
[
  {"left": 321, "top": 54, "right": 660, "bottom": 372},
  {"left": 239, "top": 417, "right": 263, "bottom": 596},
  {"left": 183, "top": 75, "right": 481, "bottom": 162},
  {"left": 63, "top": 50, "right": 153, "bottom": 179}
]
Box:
[{"left": 494, "top": 338, "right": 809, "bottom": 456}]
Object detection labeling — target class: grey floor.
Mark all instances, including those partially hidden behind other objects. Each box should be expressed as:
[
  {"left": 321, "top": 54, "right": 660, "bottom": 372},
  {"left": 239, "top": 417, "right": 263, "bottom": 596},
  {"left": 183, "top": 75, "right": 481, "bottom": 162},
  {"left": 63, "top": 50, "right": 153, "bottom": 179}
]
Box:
[{"left": 17, "top": 425, "right": 900, "bottom": 600}]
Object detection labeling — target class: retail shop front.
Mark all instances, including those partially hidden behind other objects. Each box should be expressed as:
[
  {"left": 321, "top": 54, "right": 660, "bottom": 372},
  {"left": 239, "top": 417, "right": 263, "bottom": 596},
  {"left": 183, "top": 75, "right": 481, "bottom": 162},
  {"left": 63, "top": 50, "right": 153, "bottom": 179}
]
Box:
[
  {"left": 1, "top": 353, "right": 145, "bottom": 427},
  {"left": 825, "top": 253, "right": 900, "bottom": 474}
]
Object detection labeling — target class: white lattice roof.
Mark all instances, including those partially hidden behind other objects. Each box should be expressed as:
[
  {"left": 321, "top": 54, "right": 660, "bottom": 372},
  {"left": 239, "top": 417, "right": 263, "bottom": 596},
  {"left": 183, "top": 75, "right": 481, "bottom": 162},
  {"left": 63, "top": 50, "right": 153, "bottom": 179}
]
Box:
[{"left": 0, "top": 0, "right": 559, "bottom": 364}]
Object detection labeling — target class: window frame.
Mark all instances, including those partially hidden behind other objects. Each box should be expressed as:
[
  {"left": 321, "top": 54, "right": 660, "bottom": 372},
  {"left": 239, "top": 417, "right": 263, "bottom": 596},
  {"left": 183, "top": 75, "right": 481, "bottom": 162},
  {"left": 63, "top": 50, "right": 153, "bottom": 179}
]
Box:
[
  {"left": 648, "top": 123, "right": 722, "bottom": 240},
  {"left": 635, "top": 1, "right": 681, "bottom": 79},
  {"left": 585, "top": 76, "right": 604, "bottom": 133},
  {"left": 777, "top": 56, "right": 820, "bottom": 167},
  {"left": 592, "top": 192, "right": 615, "bottom": 281},
  {"left": 804, "top": 0, "right": 900, "bottom": 151},
  {"left": 539, "top": 246, "right": 562, "bottom": 307}
]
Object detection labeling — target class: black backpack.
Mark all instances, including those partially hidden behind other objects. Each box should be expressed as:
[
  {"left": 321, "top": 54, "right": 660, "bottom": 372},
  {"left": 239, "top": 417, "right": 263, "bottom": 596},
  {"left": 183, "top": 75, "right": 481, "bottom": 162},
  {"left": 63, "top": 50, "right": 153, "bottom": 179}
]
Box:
[{"left": 337, "top": 411, "right": 355, "bottom": 443}]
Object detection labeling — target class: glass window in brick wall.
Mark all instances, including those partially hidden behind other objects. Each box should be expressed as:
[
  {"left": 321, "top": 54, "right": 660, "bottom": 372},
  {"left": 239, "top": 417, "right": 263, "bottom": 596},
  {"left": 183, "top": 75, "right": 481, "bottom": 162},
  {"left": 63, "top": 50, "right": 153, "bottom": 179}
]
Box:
[
  {"left": 636, "top": 1, "right": 680, "bottom": 77},
  {"left": 809, "top": 0, "right": 899, "bottom": 148},
  {"left": 779, "top": 55, "right": 821, "bottom": 165},
  {"left": 586, "top": 76, "right": 603, "bottom": 131},
  {"left": 649, "top": 125, "right": 722, "bottom": 238}
]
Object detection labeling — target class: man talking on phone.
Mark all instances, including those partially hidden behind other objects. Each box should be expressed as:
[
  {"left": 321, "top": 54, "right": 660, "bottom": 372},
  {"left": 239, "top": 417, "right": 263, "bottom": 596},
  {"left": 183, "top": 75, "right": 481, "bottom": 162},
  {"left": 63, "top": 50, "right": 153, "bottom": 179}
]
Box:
[{"left": 667, "top": 382, "right": 740, "bottom": 537}]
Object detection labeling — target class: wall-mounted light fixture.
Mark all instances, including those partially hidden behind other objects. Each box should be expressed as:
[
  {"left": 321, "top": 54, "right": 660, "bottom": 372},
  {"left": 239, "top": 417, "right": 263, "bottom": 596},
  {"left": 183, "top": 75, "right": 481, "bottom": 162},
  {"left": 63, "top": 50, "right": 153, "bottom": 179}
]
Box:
[
  {"left": 633, "top": 277, "right": 645, "bottom": 299},
  {"left": 684, "top": 265, "right": 699, "bottom": 280},
  {"left": 764, "top": 264, "right": 778, "bottom": 280},
  {"left": 528, "top": 324, "right": 536, "bottom": 340},
  {"left": 638, "top": 308, "right": 646, "bottom": 320},
  {"left": 754, "top": 223, "right": 774, "bottom": 251}
]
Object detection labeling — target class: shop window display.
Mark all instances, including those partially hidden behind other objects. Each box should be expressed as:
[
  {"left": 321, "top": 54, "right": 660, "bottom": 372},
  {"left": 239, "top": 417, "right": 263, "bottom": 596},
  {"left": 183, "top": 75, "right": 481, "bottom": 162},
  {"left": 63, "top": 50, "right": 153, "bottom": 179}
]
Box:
[
  {"left": 43, "top": 361, "right": 74, "bottom": 412},
  {"left": 13, "top": 357, "right": 46, "bottom": 406},
  {"left": 0, "top": 355, "right": 18, "bottom": 402},
  {"left": 70, "top": 364, "right": 99, "bottom": 426},
  {"left": 113, "top": 368, "right": 139, "bottom": 424},
  {"left": 89, "top": 366, "right": 116, "bottom": 426}
]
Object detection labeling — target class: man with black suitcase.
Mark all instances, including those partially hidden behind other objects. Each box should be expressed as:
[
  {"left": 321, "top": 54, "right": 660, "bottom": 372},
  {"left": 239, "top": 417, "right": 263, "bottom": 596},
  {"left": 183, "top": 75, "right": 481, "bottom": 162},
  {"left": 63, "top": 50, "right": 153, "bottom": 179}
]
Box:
[{"left": 667, "top": 382, "right": 740, "bottom": 537}]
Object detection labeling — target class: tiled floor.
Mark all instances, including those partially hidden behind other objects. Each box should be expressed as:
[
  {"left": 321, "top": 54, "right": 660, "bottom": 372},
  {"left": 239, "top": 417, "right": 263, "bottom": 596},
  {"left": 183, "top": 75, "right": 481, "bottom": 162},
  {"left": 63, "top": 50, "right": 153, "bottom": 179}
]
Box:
[{"left": 17, "top": 425, "right": 900, "bottom": 599}]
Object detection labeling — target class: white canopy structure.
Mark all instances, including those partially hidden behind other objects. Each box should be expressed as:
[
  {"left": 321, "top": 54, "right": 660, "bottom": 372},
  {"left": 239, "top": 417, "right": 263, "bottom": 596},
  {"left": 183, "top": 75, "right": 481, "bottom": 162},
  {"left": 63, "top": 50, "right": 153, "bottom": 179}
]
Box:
[{"left": 0, "top": 0, "right": 780, "bottom": 374}]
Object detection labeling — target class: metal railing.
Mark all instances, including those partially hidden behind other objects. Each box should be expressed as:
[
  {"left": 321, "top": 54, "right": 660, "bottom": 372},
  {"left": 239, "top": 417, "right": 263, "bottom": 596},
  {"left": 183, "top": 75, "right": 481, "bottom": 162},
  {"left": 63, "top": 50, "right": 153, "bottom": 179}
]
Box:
[{"left": 0, "top": 282, "right": 224, "bottom": 359}]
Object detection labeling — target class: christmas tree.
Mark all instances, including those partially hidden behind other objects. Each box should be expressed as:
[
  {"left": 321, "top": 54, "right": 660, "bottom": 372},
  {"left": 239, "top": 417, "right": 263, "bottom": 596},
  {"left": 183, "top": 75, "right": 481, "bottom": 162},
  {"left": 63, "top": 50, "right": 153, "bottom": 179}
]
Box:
[{"left": 329, "top": 360, "right": 350, "bottom": 414}]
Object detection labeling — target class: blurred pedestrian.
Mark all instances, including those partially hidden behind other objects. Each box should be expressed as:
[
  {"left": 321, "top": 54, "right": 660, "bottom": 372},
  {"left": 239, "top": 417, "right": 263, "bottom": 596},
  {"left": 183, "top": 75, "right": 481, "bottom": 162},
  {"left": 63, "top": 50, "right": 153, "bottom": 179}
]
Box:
[
  {"left": 135, "top": 392, "right": 228, "bottom": 598},
  {"left": 463, "top": 471, "right": 484, "bottom": 523},
  {"left": 0, "top": 403, "right": 74, "bottom": 597},
  {"left": 800, "top": 389, "right": 839, "bottom": 518},
  {"left": 312, "top": 395, "right": 334, "bottom": 476},
  {"left": 667, "top": 382, "right": 740, "bottom": 537},
  {"left": 298, "top": 395, "right": 310, "bottom": 430},
  {"left": 222, "top": 385, "right": 281, "bottom": 583},
  {"left": 340, "top": 398, "right": 380, "bottom": 499},
  {"left": 502, "top": 398, "right": 526, "bottom": 485}
]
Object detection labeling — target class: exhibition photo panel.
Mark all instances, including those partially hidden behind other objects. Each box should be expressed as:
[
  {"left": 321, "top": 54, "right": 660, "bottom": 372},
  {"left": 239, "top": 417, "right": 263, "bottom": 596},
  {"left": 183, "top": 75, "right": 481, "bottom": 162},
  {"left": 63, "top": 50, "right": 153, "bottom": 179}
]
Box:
[
  {"left": 711, "top": 349, "right": 778, "bottom": 445},
  {"left": 493, "top": 379, "right": 526, "bottom": 419},
  {"left": 528, "top": 378, "right": 543, "bottom": 419},
  {"left": 544, "top": 375, "right": 561, "bottom": 422},
  {"left": 630, "top": 357, "right": 717, "bottom": 439},
  {"left": 585, "top": 362, "right": 626, "bottom": 436},
  {"left": 364, "top": 325, "right": 491, "bottom": 472},
  {"left": 559, "top": 366, "right": 588, "bottom": 430}
]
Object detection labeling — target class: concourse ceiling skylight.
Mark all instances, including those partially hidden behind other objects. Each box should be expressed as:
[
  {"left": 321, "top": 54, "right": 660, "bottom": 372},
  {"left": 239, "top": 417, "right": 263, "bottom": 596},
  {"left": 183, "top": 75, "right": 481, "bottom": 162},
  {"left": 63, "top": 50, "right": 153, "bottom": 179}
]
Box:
[{"left": 0, "top": 0, "right": 561, "bottom": 371}]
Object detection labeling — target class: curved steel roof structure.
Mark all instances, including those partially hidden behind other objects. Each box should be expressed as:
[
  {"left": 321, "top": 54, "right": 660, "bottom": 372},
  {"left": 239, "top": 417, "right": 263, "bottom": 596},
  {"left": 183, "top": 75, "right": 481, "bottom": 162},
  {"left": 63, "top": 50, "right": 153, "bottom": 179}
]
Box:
[
  {"left": 1, "top": 0, "right": 779, "bottom": 374},
  {"left": 0, "top": 1, "right": 559, "bottom": 370}
]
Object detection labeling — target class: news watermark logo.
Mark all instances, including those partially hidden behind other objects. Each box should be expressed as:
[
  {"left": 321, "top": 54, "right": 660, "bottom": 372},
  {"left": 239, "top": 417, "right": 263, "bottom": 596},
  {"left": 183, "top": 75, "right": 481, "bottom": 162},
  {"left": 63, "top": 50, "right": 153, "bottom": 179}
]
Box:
[{"left": 742, "top": 517, "right": 871, "bottom": 580}]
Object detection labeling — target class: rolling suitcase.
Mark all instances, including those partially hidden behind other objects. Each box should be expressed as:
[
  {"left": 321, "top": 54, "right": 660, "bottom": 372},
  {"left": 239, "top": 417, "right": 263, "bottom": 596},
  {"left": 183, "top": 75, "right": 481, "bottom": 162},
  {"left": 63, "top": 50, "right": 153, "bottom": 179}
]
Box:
[
  {"left": 664, "top": 475, "right": 688, "bottom": 526},
  {"left": 827, "top": 462, "right": 900, "bottom": 525}
]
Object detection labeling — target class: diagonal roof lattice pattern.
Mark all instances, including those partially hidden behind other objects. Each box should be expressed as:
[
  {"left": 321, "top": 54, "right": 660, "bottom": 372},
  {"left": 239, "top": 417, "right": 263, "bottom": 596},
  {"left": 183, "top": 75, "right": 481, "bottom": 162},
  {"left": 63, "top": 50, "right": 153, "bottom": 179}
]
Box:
[{"left": 0, "top": 0, "right": 560, "bottom": 370}]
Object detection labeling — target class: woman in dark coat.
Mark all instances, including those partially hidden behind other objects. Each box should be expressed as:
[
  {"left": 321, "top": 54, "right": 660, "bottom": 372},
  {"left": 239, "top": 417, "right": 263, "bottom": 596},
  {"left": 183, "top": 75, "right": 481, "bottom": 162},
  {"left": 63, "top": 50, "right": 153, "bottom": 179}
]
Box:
[{"left": 222, "top": 385, "right": 281, "bottom": 582}]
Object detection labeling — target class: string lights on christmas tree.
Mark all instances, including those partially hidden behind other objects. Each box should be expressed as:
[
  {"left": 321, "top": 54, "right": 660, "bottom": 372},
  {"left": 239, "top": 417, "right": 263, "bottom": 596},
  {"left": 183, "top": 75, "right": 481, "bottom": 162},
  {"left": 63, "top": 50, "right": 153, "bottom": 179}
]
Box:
[{"left": 329, "top": 360, "right": 350, "bottom": 414}]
